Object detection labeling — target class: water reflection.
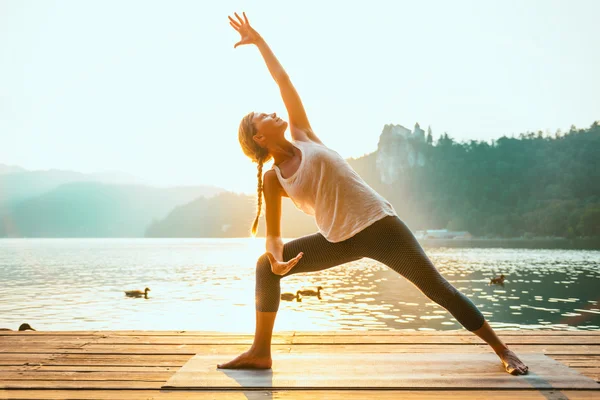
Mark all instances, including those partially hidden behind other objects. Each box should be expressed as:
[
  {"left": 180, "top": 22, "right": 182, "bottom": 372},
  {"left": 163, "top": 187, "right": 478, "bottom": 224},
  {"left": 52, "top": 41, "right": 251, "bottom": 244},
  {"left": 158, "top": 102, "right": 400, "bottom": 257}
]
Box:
[{"left": 0, "top": 239, "right": 598, "bottom": 331}]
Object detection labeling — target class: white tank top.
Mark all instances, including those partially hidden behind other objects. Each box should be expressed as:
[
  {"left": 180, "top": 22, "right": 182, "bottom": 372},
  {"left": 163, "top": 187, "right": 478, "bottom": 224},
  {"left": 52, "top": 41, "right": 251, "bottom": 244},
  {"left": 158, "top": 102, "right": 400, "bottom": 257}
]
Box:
[{"left": 273, "top": 139, "right": 397, "bottom": 242}]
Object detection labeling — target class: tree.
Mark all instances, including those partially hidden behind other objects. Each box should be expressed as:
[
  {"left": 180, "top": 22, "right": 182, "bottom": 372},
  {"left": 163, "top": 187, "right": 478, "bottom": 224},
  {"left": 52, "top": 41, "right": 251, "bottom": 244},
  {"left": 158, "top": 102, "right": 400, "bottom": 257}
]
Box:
[{"left": 427, "top": 126, "right": 433, "bottom": 146}]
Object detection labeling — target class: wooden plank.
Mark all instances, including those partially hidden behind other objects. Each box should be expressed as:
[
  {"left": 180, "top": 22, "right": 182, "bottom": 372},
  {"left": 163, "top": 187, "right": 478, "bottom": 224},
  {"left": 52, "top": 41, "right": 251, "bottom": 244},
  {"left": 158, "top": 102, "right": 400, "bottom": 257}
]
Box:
[
  {"left": 92, "top": 336, "right": 292, "bottom": 345},
  {"left": 0, "top": 380, "right": 162, "bottom": 389},
  {"left": 0, "top": 354, "right": 62, "bottom": 366},
  {"left": 1, "top": 390, "right": 599, "bottom": 400},
  {"left": 0, "top": 348, "right": 94, "bottom": 354},
  {"left": 290, "top": 335, "right": 600, "bottom": 344},
  {"left": 577, "top": 370, "right": 600, "bottom": 382},
  {"left": 29, "top": 354, "right": 190, "bottom": 367},
  {"left": 0, "top": 342, "right": 93, "bottom": 353},
  {"left": 551, "top": 355, "right": 600, "bottom": 367},
  {"left": 0, "top": 330, "right": 293, "bottom": 337},
  {"left": 292, "top": 330, "right": 600, "bottom": 336},
  {"left": 33, "top": 365, "right": 178, "bottom": 372},
  {"left": 560, "top": 361, "right": 600, "bottom": 367},
  {"left": 0, "top": 344, "right": 290, "bottom": 356},
  {"left": 0, "top": 331, "right": 101, "bottom": 337},
  {"left": 0, "top": 366, "right": 38, "bottom": 372},
  {"left": 0, "top": 336, "right": 94, "bottom": 346},
  {"left": 0, "top": 338, "right": 93, "bottom": 353},
  {"left": 67, "top": 344, "right": 288, "bottom": 354},
  {"left": 0, "top": 371, "right": 173, "bottom": 381},
  {"left": 99, "top": 330, "right": 296, "bottom": 336},
  {"left": 286, "top": 344, "right": 600, "bottom": 355}
]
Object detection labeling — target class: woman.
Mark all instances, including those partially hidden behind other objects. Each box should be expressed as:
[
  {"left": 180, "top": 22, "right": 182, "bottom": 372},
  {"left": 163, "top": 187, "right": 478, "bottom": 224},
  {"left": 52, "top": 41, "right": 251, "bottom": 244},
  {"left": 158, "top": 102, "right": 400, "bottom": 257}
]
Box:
[{"left": 219, "top": 12, "right": 528, "bottom": 376}]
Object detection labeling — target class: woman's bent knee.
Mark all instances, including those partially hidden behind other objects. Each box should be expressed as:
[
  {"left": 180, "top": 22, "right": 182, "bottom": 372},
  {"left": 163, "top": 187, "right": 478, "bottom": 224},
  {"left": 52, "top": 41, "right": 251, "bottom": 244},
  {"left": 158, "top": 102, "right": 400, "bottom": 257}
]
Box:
[
  {"left": 256, "top": 253, "right": 279, "bottom": 281},
  {"left": 255, "top": 253, "right": 281, "bottom": 312}
]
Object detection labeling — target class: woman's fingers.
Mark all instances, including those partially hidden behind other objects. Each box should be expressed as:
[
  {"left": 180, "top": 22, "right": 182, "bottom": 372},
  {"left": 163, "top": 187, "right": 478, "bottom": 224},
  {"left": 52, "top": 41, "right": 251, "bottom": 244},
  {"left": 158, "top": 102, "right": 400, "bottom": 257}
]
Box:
[
  {"left": 286, "top": 253, "right": 303, "bottom": 266},
  {"left": 234, "top": 12, "right": 245, "bottom": 26},
  {"left": 243, "top": 11, "right": 249, "bottom": 24},
  {"left": 228, "top": 15, "right": 241, "bottom": 28},
  {"left": 289, "top": 253, "right": 303, "bottom": 267},
  {"left": 229, "top": 21, "right": 240, "bottom": 32},
  {"left": 265, "top": 251, "right": 302, "bottom": 275}
]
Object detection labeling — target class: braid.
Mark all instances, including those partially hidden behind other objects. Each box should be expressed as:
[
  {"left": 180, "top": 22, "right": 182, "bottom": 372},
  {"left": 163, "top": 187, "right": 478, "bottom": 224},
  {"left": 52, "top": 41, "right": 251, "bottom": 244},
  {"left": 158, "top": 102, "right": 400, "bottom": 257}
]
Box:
[
  {"left": 251, "top": 159, "right": 264, "bottom": 236},
  {"left": 238, "top": 111, "right": 273, "bottom": 237}
]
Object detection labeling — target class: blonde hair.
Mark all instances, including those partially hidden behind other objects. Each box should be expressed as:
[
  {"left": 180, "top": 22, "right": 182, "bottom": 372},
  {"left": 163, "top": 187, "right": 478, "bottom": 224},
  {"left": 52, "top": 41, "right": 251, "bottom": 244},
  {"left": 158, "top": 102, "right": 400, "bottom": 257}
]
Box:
[{"left": 238, "top": 112, "right": 273, "bottom": 236}]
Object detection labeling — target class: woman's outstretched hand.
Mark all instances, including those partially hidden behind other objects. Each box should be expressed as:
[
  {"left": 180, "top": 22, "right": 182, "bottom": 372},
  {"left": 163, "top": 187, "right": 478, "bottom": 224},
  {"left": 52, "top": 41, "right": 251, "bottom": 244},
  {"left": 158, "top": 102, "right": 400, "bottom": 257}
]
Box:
[
  {"left": 266, "top": 251, "right": 303, "bottom": 276},
  {"left": 228, "top": 12, "right": 261, "bottom": 48}
]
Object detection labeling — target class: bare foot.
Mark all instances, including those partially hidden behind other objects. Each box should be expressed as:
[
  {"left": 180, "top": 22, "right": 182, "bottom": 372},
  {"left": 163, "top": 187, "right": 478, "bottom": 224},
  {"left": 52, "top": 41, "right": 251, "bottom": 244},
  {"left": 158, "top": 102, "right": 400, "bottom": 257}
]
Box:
[
  {"left": 217, "top": 350, "right": 272, "bottom": 369},
  {"left": 497, "top": 348, "right": 528, "bottom": 375}
]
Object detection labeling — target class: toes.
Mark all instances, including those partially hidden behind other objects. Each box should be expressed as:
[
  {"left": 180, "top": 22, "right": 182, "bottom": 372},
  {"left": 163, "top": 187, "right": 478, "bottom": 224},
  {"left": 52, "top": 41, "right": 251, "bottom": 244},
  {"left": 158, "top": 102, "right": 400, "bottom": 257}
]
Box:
[
  {"left": 217, "top": 359, "right": 237, "bottom": 369},
  {"left": 507, "top": 363, "right": 528, "bottom": 375},
  {"left": 513, "top": 367, "right": 524, "bottom": 375},
  {"left": 519, "top": 365, "right": 529, "bottom": 375}
]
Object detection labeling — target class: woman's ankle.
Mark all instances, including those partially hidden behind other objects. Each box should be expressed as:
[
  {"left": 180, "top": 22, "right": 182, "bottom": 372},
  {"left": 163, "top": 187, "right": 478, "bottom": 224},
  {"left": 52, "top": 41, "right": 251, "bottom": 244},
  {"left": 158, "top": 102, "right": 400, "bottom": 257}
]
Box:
[
  {"left": 249, "top": 344, "right": 272, "bottom": 357},
  {"left": 492, "top": 343, "right": 510, "bottom": 354}
]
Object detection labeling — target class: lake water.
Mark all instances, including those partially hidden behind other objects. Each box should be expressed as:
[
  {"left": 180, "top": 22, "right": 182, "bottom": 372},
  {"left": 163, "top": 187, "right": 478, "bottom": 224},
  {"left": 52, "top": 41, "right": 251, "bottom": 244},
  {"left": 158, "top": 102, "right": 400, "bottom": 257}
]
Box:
[{"left": 1, "top": 239, "right": 599, "bottom": 332}]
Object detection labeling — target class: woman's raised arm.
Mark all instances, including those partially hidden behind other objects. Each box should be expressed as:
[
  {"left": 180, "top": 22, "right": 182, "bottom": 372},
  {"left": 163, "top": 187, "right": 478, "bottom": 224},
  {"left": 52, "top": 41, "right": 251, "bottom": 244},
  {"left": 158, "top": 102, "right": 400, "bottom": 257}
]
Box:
[{"left": 229, "top": 12, "right": 323, "bottom": 144}]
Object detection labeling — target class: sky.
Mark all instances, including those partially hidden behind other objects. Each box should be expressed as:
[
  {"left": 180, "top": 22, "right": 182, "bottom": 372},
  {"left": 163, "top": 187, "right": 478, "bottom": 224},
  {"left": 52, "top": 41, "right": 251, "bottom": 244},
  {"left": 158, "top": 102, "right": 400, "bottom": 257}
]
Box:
[{"left": 1, "top": 0, "right": 598, "bottom": 194}]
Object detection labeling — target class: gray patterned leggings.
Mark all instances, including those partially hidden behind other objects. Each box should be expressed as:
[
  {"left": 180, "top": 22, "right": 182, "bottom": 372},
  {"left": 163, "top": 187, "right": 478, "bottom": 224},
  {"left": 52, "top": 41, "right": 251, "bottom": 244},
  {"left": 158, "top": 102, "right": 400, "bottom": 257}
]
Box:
[{"left": 255, "top": 215, "right": 486, "bottom": 332}]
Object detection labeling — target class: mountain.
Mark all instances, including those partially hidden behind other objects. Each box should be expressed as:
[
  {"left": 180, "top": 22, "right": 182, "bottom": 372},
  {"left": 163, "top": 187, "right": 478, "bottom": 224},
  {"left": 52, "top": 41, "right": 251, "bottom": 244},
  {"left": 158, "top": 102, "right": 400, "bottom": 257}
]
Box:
[
  {"left": 0, "top": 166, "right": 143, "bottom": 210},
  {"left": 145, "top": 191, "right": 315, "bottom": 238},
  {"left": 1, "top": 182, "right": 224, "bottom": 237},
  {"left": 0, "top": 164, "right": 26, "bottom": 175}
]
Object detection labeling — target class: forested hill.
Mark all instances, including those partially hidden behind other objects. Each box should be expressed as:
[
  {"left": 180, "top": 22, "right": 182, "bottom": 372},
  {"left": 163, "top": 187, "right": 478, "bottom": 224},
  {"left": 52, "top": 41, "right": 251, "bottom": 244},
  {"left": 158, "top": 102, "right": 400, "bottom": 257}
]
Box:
[
  {"left": 349, "top": 121, "right": 600, "bottom": 238},
  {"left": 147, "top": 121, "right": 600, "bottom": 239}
]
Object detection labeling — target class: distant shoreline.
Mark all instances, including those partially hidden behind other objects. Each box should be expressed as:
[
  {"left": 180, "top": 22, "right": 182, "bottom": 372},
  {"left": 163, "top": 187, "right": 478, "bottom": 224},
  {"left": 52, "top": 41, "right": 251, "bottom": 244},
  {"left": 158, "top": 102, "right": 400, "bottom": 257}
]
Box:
[
  {"left": 1, "top": 236, "right": 599, "bottom": 250},
  {"left": 417, "top": 237, "right": 600, "bottom": 250}
]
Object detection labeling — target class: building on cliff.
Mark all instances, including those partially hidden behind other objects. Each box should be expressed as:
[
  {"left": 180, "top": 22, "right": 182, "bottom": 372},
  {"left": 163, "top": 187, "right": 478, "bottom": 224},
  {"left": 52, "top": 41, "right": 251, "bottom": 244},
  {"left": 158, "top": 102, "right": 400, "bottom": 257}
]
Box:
[{"left": 376, "top": 122, "right": 428, "bottom": 184}]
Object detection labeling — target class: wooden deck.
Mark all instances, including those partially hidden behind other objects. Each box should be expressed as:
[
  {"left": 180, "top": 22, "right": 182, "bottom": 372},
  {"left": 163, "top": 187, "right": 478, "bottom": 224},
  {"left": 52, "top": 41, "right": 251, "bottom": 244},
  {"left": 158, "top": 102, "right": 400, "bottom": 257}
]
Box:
[{"left": 1, "top": 330, "right": 598, "bottom": 399}]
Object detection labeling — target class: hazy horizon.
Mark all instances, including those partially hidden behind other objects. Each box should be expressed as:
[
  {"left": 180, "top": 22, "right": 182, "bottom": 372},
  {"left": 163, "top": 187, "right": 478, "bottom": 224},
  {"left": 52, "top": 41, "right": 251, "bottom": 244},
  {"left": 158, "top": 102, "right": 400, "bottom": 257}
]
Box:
[{"left": 2, "top": 0, "right": 598, "bottom": 194}]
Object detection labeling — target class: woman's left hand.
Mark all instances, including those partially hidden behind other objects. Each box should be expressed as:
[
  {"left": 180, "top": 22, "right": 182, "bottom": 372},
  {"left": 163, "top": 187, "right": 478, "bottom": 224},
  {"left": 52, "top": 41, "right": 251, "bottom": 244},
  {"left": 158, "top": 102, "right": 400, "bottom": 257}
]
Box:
[
  {"left": 266, "top": 251, "right": 303, "bottom": 276},
  {"left": 228, "top": 12, "right": 261, "bottom": 48}
]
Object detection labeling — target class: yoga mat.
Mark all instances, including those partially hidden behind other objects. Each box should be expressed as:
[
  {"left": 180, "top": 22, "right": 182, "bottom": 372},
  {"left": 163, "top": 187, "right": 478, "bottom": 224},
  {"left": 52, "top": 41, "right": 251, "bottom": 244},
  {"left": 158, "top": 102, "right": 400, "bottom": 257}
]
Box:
[{"left": 162, "top": 353, "right": 599, "bottom": 390}]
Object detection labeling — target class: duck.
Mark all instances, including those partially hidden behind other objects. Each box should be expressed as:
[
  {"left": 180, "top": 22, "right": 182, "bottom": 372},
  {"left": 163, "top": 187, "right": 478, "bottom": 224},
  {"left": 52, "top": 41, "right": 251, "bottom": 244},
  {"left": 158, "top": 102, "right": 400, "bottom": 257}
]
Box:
[
  {"left": 0, "top": 323, "right": 36, "bottom": 331},
  {"left": 280, "top": 290, "right": 302, "bottom": 302},
  {"left": 490, "top": 274, "right": 506, "bottom": 285},
  {"left": 125, "top": 287, "right": 150, "bottom": 298},
  {"left": 299, "top": 286, "right": 323, "bottom": 298}
]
